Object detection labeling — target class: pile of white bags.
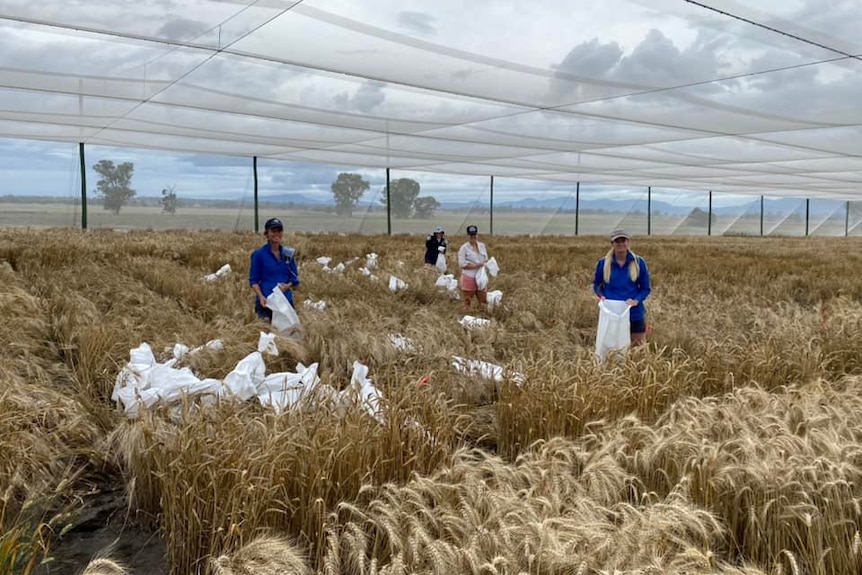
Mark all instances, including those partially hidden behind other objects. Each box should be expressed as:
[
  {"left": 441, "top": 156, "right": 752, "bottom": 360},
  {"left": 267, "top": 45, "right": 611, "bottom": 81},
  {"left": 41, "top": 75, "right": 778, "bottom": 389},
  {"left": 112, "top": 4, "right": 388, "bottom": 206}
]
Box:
[{"left": 112, "top": 338, "right": 386, "bottom": 421}]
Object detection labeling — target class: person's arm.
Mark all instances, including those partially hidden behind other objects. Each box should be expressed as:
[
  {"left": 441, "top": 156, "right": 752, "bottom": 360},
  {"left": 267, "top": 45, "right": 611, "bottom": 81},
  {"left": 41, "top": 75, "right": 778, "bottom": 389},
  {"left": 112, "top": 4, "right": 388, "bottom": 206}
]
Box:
[
  {"left": 426, "top": 236, "right": 434, "bottom": 249},
  {"left": 286, "top": 254, "right": 300, "bottom": 290},
  {"left": 633, "top": 258, "right": 651, "bottom": 303},
  {"left": 249, "top": 251, "right": 267, "bottom": 305},
  {"left": 593, "top": 260, "right": 604, "bottom": 298},
  {"left": 458, "top": 244, "right": 468, "bottom": 269}
]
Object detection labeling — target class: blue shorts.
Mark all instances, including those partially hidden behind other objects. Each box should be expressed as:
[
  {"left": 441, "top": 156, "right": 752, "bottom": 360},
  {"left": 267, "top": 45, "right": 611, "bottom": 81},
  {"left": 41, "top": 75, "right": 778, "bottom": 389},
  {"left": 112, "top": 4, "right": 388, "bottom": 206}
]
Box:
[
  {"left": 255, "top": 300, "right": 273, "bottom": 322},
  {"left": 631, "top": 319, "right": 647, "bottom": 334}
]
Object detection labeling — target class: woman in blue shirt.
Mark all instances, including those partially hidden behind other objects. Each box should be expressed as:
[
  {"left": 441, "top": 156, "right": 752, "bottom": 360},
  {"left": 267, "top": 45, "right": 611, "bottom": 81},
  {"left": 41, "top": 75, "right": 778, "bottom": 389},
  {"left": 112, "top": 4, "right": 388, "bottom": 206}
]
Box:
[
  {"left": 593, "top": 229, "right": 651, "bottom": 346},
  {"left": 249, "top": 217, "right": 300, "bottom": 322}
]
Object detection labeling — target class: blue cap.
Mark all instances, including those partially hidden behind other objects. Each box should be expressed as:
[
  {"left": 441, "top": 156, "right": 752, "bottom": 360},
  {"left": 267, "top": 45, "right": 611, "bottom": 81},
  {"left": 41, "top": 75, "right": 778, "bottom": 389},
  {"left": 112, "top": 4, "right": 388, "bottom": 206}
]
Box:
[{"left": 264, "top": 217, "right": 284, "bottom": 231}]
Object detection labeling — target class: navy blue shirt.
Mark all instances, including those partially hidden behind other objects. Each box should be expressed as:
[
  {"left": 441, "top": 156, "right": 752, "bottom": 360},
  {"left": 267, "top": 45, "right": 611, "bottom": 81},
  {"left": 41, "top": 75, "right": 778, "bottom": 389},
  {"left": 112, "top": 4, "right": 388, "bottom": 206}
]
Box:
[
  {"left": 593, "top": 252, "right": 651, "bottom": 322},
  {"left": 249, "top": 243, "right": 299, "bottom": 306}
]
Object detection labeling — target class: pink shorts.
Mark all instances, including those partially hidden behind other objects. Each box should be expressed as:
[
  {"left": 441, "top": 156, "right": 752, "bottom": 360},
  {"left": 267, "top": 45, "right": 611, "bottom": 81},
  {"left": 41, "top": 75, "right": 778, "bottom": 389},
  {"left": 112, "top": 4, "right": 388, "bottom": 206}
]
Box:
[{"left": 460, "top": 274, "right": 481, "bottom": 292}]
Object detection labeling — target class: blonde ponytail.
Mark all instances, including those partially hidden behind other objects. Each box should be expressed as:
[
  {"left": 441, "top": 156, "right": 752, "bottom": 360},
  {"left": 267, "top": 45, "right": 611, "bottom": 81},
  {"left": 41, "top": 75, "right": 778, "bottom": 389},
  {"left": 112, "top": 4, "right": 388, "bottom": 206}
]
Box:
[{"left": 603, "top": 249, "right": 640, "bottom": 284}]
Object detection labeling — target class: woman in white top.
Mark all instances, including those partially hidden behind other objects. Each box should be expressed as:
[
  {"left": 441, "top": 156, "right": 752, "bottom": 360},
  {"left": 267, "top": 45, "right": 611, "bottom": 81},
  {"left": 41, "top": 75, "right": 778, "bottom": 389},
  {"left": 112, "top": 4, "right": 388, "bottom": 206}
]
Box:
[{"left": 457, "top": 224, "right": 489, "bottom": 312}]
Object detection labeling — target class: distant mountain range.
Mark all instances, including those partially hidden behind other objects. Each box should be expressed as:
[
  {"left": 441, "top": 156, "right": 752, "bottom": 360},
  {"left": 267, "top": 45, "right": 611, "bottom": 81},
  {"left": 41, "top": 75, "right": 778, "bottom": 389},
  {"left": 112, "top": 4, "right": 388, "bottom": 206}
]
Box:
[{"left": 260, "top": 192, "right": 842, "bottom": 216}]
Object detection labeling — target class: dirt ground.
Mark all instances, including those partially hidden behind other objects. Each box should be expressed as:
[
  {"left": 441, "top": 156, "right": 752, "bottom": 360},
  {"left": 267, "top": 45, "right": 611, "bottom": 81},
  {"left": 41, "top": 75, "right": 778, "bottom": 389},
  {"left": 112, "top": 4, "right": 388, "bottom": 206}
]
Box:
[{"left": 36, "top": 488, "right": 168, "bottom": 575}]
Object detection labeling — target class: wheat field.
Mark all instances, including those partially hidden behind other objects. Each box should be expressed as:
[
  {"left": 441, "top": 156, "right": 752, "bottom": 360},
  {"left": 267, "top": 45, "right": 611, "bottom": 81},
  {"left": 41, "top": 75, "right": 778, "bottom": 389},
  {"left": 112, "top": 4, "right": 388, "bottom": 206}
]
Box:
[{"left": 1, "top": 228, "right": 862, "bottom": 575}]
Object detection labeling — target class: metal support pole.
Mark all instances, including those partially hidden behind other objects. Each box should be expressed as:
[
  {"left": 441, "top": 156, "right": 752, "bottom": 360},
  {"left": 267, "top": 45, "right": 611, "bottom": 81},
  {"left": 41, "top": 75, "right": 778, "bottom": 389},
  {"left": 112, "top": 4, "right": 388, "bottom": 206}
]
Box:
[
  {"left": 708, "top": 190, "right": 713, "bottom": 236},
  {"left": 760, "top": 195, "right": 764, "bottom": 236},
  {"left": 575, "top": 181, "right": 580, "bottom": 236},
  {"left": 805, "top": 198, "right": 810, "bottom": 236},
  {"left": 386, "top": 168, "right": 391, "bottom": 235},
  {"left": 78, "top": 142, "right": 87, "bottom": 230},
  {"left": 647, "top": 186, "right": 651, "bottom": 236},
  {"left": 489, "top": 175, "right": 494, "bottom": 235},
  {"left": 846, "top": 200, "right": 851, "bottom": 237},
  {"left": 253, "top": 156, "right": 259, "bottom": 233}
]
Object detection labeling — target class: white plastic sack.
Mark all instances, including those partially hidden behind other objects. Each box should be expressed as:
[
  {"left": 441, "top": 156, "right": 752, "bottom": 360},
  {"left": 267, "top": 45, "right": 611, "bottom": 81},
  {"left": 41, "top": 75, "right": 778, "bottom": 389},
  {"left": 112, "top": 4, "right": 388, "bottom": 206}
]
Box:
[
  {"left": 596, "top": 300, "right": 631, "bottom": 361},
  {"left": 258, "top": 331, "right": 278, "bottom": 356},
  {"left": 485, "top": 257, "right": 499, "bottom": 277},
  {"left": 388, "top": 275, "right": 408, "bottom": 292},
  {"left": 202, "top": 263, "right": 231, "bottom": 283},
  {"left": 333, "top": 262, "right": 345, "bottom": 273},
  {"left": 435, "top": 252, "right": 447, "bottom": 274},
  {"left": 389, "top": 334, "right": 417, "bottom": 353},
  {"left": 257, "top": 362, "right": 321, "bottom": 414},
  {"left": 351, "top": 361, "right": 384, "bottom": 423},
  {"left": 221, "top": 351, "right": 266, "bottom": 401},
  {"left": 366, "top": 253, "right": 378, "bottom": 269},
  {"left": 304, "top": 299, "right": 328, "bottom": 311},
  {"left": 452, "top": 356, "right": 525, "bottom": 385},
  {"left": 267, "top": 286, "right": 301, "bottom": 333},
  {"left": 316, "top": 256, "right": 332, "bottom": 266},
  {"left": 475, "top": 265, "right": 489, "bottom": 291},
  {"left": 486, "top": 290, "right": 503, "bottom": 310},
  {"left": 435, "top": 274, "right": 460, "bottom": 299},
  {"left": 459, "top": 315, "right": 491, "bottom": 329}
]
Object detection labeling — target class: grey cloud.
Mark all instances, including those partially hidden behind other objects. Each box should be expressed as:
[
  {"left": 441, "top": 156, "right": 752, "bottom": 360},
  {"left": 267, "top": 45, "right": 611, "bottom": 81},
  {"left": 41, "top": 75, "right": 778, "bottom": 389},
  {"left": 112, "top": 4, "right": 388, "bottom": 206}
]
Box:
[
  {"left": 397, "top": 11, "right": 437, "bottom": 36},
  {"left": 549, "top": 38, "right": 623, "bottom": 103},
  {"left": 613, "top": 29, "right": 720, "bottom": 88},
  {"left": 333, "top": 80, "right": 387, "bottom": 114},
  {"left": 556, "top": 39, "right": 623, "bottom": 78},
  {"left": 157, "top": 18, "right": 210, "bottom": 42}
]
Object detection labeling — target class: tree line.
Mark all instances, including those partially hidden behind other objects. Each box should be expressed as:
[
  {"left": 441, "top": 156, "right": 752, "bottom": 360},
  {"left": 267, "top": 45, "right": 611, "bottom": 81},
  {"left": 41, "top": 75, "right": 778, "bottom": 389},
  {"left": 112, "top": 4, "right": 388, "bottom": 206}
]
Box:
[
  {"left": 91, "top": 162, "right": 440, "bottom": 219},
  {"left": 331, "top": 172, "right": 439, "bottom": 218}
]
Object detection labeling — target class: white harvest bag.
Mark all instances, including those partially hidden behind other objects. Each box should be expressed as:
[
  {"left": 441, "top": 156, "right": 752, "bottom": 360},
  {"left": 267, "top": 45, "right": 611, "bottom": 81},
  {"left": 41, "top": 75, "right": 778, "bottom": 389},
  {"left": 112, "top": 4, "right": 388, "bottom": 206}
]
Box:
[
  {"left": 267, "top": 286, "right": 300, "bottom": 333},
  {"left": 475, "top": 265, "right": 489, "bottom": 291},
  {"left": 435, "top": 252, "right": 447, "bottom": 274},
  {"left": 595, "top": 300, "right": 631, "bottom": 361},
  {"left": 485, "top": 257, "right": 499, "bottom": 277}
]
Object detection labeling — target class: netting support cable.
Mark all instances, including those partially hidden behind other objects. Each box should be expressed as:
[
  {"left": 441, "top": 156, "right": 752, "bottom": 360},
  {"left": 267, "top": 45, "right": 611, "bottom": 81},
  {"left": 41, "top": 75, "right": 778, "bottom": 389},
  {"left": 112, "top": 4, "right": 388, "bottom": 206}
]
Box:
[
  {"left": 708, "top": 190, "right": 713, "bottom": 237},
  {"left": 575, "top": 182, "right": 580, "bottom": 236},
  {"left": 489, "top": 175, "right": 494, "bottom": 236},
  {"left": 386, "top": 168, "right": 391, "bottom": 236},
  {"left": 253, "top": 156, "right": 259, "bottom": 233},
  {"left": 846, "top": 201, "right": 851, "bottom": 237},
  {"left": 78, "top": 142, "right": 87, "bottom": 230},
  {"left": 805, "top": 198, "right": 810, "bottom": 236},
  {"left": 760, "top": 195, "right": 764, "bottom": 236},
  {"left": 647, "top": 187, "right": 652, "bottom": 236}
]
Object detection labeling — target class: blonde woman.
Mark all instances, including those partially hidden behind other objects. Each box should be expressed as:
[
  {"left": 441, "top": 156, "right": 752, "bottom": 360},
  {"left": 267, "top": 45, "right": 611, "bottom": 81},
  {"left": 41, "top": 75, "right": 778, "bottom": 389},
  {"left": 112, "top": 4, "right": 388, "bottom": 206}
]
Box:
[
  {"left": 457, "top": 225, "right": 489, "bottom": 312},
  {"left": 593, "top": 229, "right": 651, "bottom": 346}
]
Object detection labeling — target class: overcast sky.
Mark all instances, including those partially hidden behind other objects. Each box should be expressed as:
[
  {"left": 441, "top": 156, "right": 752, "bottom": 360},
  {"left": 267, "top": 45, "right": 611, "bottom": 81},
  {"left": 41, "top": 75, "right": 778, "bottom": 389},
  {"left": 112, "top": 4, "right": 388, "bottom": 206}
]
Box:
[{"left": 2, "top": 0, "right": 861, "bottom": 204}]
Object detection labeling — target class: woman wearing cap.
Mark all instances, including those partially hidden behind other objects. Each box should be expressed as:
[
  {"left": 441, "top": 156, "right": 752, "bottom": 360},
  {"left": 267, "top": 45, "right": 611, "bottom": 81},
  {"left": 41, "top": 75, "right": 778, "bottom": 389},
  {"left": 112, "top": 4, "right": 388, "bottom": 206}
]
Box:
[
  {"left": 458, "top": 225, "right": 489, "bottom": 312},
  {"left": 593, "top": 229, "right": 651, "bottom": 346},
  {"left": 249, "top": 217, "right": 300, "bottom": 322},
  {"left": 424, "top": 226, "right": 448, "bottom": 266}
]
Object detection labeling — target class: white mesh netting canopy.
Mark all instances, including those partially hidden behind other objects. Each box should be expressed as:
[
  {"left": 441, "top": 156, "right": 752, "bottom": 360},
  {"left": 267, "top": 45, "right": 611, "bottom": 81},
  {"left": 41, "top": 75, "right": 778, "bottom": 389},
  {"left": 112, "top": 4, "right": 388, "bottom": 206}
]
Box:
[{"left": 3, "top": 0, "right": 862, "bottom": 200}]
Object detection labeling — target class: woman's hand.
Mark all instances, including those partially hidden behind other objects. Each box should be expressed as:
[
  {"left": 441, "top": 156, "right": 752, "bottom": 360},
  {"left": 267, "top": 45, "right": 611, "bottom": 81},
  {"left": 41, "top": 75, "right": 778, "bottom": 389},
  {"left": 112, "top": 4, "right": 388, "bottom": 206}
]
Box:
[
  {"left": 278, "top": 282, "right": 293, "bottom": 292},
  {"left": 258, "top": 294, "right": 267, "bottom": 307},
  {"left": 626, "top": 298, "right": 638, "bottom": 307}
]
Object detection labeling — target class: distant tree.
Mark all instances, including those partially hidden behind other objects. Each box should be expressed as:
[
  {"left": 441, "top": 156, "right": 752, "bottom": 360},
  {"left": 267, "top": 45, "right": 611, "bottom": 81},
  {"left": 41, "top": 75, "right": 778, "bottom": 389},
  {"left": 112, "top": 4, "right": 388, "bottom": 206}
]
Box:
[
  {"left": 331, "top": 172, "right": 370, "bottom": 216},
  {"left": 93, "top": 160, "right": 135, "bottom": 214},
  {"left": 161, "top": 185, "right": 179, "bottom": 215},
  {"left": 683, "top": 207, "right": 715, "bottom": 227},
  {"left": 380, "top": 178, "right": 420, "bottom": 219},
  {"left": 413, "top": 196, "right": 440, "bottom": 219}
]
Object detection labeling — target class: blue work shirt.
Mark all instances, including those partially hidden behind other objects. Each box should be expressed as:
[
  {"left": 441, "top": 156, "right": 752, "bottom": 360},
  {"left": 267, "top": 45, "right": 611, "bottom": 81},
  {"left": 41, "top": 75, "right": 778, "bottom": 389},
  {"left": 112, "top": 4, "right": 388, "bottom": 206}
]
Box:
[
  {"left": 593, "top": 252, "right": 651, "bottom": 322},
  {"left": 249, "top": 243, "right": 300, "bottom": 306}
]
